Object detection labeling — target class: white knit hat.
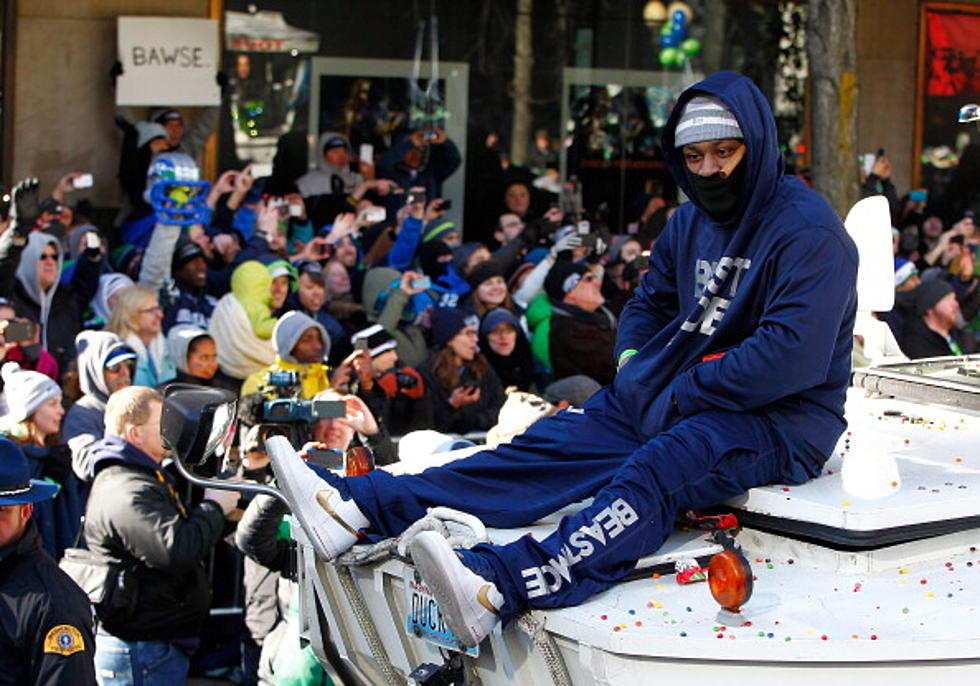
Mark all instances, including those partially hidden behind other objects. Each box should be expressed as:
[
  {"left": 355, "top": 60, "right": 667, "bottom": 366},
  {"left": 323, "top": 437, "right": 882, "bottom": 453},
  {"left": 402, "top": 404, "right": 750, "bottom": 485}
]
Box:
[
  {"left": 674, "top": 95, "right": 743, "bottom": 147},
  {"left": 1, "top": 363, "right": 61, "bottom": 423}
]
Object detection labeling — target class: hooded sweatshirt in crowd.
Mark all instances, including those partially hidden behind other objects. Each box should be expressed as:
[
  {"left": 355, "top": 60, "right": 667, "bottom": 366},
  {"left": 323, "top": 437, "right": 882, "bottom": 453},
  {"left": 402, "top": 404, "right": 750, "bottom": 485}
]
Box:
[
  {"left": 4, "top": 232, "right": 99, "bottom": 370},
  {"left": 63, "top": 331, "right": 133, "bottom": 480},
  {"left": 240, "top": 310, "right": 331, "bottom": 398},
  {"left": 209, "top": 260, "right": 286, "bottom": 379},
  {"left": 612, "top": 71, "right": 858, "bottom": 478}
]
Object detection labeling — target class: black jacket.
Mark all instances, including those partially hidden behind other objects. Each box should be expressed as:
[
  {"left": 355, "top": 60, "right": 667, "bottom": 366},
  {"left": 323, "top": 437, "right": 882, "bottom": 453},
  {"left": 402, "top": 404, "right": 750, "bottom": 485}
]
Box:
[
  {"left": 0, "top": 521, "right": 96, "bottom": 685},
  {"left": 420, "top": 356, "right": 505, "bottom": 434},
  {"left": 83, "top": 435, "right": 225, "bottom": 641},
  {"left": 549, "top": 300, "right": 617, "bottom": 386},
  {"left": 900, "top": 317, "right": 976, "bottom": 359}
]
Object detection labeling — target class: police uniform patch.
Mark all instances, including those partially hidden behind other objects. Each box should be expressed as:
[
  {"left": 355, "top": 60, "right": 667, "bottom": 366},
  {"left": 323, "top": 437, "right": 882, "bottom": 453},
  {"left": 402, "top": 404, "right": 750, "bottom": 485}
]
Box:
[{"left": 42, "top": 624, "right": 85, "bottom": 656}]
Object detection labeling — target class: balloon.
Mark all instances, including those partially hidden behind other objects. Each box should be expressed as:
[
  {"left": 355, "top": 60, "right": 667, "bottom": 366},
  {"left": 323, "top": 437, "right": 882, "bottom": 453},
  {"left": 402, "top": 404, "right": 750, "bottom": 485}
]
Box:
[
  {"left": 667, "top": 1, "right": 693, "bottom": 23},
  {"left": 680, "top": 37, "right": 701, "bottom": 56},
  {"left": 673, "top": 50, "right": 688, "bottom": 67},
  {"left": 642, "top": 0, "right": 668, "bottom": 24},
  {"left": 672, "top": 9, "right": 687, "bottom": 30},
  {"left": 659, "top": 47, "right": 679, "bottom": 66},
  {"left": 659, "top": 25, "right": 678, "bottom": 48}
]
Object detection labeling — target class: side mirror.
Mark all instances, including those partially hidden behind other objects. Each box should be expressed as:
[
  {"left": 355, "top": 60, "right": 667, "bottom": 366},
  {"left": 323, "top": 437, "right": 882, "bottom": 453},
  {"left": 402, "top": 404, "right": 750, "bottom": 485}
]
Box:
[{"left": 161, "top": 384, "right": 237, "bottom": 466}]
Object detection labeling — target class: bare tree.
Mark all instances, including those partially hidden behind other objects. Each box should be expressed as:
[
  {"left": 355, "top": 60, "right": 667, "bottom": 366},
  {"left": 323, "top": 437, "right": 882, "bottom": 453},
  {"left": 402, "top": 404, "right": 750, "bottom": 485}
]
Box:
[
  {"left": 510, "top": 0, "right": 534, "bottom": 166},
  {"left": 806, "top": 0, "right": 858, "bottom": 217}
]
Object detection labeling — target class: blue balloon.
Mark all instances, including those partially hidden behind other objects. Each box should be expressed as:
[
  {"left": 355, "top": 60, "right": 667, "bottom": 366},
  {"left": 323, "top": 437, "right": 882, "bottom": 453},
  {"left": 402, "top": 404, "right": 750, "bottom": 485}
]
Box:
[
  {"left": 660, "top": 32, "right": 678, "bottom": 48},
  {"left": 672, "top": 9, "right": 687, "bottom": 28}
]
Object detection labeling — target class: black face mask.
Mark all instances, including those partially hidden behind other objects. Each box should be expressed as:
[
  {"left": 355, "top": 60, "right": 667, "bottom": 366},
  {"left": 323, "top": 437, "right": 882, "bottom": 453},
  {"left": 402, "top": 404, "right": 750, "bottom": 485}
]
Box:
[{"left": 685, "top": 159, "right": 746, "bottom": 223}]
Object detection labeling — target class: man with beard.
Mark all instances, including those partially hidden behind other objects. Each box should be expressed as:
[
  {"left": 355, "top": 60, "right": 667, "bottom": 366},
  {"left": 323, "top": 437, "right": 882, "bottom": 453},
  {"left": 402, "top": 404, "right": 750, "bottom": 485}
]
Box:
[{"left": 900, "top": 279, "right": 977, "bottom": 358}]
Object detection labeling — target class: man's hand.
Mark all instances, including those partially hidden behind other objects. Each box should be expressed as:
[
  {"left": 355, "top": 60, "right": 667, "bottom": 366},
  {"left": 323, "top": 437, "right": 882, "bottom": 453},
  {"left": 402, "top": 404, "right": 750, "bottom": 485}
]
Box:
[
  {"left": 324, "top": 213, "right": 357, "bottom": 244},
  {"left": 399, "top": 270, "right": 428, "bottom": 295},
  {"left": 203, "top": 487, "right": 240, "bottom": 518},
  {"left": 340, "top": 393, "right": 379, "bottom": 435},
  {"left": 449, "top": 385, "right": 481, "bottom": 408},
  {"left": 351, "top": 351, "right": 374, "bottom": 391}
]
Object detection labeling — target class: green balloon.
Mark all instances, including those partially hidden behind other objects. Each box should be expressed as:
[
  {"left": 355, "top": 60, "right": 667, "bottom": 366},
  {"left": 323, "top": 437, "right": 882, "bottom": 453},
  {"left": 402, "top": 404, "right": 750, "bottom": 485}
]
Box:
[
  {"left": 659, "top": 47, "right": 679, "bottom": 66},
  {"left": 673, "top": 50, "right": 688, "bottom": 66},
  {"left": 681, "top": 37, "right": 701, "bottom": 56}
]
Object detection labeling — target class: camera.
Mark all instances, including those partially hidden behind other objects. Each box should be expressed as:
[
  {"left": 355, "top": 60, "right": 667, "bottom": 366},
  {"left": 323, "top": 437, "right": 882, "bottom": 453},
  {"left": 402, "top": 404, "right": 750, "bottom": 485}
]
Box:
[{"left": 240, "top": 371, "right": 348, "bottom": 447}]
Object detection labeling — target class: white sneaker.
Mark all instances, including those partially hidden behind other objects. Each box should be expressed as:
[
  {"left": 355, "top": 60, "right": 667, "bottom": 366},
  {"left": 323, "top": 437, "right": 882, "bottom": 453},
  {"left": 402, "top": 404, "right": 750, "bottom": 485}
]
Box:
[
  {"left": 410, "top": 531, "right": 504, "bottom": 647},
  {"left": 266, "top": 435, "right": 368, "bottom": 561}
]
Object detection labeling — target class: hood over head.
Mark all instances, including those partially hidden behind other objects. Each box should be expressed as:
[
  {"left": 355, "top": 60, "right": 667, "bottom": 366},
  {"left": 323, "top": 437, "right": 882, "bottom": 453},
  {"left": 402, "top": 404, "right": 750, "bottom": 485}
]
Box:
[
  {"left": 273, "top": 310, "right": 329, "bottom": 364},
  {"left": 167, "top": 324, "right": 211, "bottom": 375},
  {"left": 663, "top": 70, "right": 783, "bottom": 228},
  {"left": 91, "top": 272, "right": 135, "bottom": 326},
  {"left": 15, "top": 232, "right": 63, "bottom": 350},
  {"left": 76, "top": 330, "right": 131, "bottom": 403}
]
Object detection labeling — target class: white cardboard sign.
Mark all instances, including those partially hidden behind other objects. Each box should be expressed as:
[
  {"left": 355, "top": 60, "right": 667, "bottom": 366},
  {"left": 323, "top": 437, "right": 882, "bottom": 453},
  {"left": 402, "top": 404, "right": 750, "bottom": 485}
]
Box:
[{"left": 116, "top": 17, "right": 221, "bottom": 106}]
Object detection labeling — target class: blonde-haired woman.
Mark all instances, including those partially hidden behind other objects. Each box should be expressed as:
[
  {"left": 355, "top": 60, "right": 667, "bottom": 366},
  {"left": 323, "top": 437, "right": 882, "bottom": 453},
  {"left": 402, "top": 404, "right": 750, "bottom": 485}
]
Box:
[{"left": 109, "top": 285, "right": 176, "bottom": 387}]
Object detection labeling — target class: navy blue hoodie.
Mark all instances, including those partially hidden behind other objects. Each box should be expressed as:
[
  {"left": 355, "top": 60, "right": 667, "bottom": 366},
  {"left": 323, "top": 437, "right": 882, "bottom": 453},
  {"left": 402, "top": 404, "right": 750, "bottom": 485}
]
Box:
[{"left": 613, "top": 71, "right": 858, "bottom": 474}]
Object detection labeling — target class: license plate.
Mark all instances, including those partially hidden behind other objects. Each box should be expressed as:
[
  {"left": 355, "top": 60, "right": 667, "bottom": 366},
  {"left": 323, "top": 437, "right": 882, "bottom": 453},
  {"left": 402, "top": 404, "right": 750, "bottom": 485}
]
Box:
[{"left": 404, "top": 571, "right": 479, "bottom": 656}]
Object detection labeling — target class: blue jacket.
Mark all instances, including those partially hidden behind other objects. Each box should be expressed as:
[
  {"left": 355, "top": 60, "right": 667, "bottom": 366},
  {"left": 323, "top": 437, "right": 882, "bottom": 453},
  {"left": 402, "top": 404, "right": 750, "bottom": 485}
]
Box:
[{"left": 613, "top": 71, "right": 858, "bottom": 474}]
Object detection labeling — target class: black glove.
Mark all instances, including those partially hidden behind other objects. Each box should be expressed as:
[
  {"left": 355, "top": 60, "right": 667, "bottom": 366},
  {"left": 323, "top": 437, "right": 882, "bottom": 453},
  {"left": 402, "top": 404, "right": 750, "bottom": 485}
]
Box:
[
  {"left": 109, "top": 59, "right": 124, "bottom": 86},
  {"left": 42, "top": 444, "right": 73, "bottom": 484},
  {"left": 10, "top": 178, "right": 40, "bottom": 237}
]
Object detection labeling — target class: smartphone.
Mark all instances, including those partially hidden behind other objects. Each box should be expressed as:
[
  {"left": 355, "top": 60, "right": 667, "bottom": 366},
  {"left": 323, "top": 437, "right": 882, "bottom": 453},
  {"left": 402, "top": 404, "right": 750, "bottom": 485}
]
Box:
[
  {"left": 84, "top": 232, "right": 101, "bottom": 250},
  {"left": 312, "top": 400, "right": 347, "bottom": 419},
  {"left": 354, "top": 337, "right": 370, "bottom": 352},
  {"left": 909, "top": 189, "right": 928, "bottom": 203},
  {"left": 634, "top": 253, "right": 650, "bottom": 271},
  {"left": 410, "top": 276, "right": 431, "bottom": 290},
  {"left": 72, "top": 173, "right": 94, "bottom": 189},
  {"left": 580, "top": 233, "right": 598, "bottom": 249},
  {"left": 251, "top": 162, "right": 273, "bottom": 178},
  {"left": 577, "top": 220, "right": 590, "bottom": 235},
  {"left": 365, "top": 207, "right": 386, "bottom": 223},
  {"left": 406, "top": 191, "right": 426, "bottom": 206},
  {"left": 440, "top": 199, "right": 452, "bottom": 211},
  {"left": 425, "top": 131, "right": 438, "bottom": 140},
  {"left": 288, "top": 203, "right": 303, "bottom": 217},
  {"left": 359, "top": 143, "right": 374, "bottom": 164},
  {"left": 305, "top": 447, "right": 345, "bottom": 471},
  {"left": 861, "top": 153, "right": 875, "bottom": 176},
  {"left": 3, "top": 319, "right": 35, "bottom": 343}
]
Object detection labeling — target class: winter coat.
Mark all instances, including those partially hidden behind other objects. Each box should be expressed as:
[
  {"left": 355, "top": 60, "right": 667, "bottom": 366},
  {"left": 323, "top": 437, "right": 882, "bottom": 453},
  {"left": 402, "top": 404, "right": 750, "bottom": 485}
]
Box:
[
  {"left": 83, "top": 435, "right": 225, "bottom": 641},
  {"left": 420, "top": 355, "right": 505, "bottom": 435},
  {"left": 64, "top": 331, "right": 133, "bottom": 481},
  {"left": 0, "top": 521, "right": 96, "bottom": 685},
  {"left": 295, "top": 132, "right": 364, "bottom": 198},
  {"left": 549, "top": 300, "right": 617, "bottom": 386}
]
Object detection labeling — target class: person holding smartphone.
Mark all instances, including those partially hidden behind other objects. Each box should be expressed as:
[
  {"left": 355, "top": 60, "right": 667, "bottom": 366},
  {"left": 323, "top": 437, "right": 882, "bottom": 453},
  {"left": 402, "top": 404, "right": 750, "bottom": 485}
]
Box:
[
  {"left": 860, "top": 148, "right": 901, "bottom": 226},
  {"left": 419, "top": 307, "right": 504, "bottom": 434}
]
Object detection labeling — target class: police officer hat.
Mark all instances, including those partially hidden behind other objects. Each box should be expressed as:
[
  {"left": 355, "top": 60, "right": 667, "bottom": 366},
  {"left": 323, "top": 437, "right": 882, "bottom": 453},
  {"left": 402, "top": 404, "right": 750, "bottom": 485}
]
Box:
[{"left": 0, "top": 438, "right": 58, "bottom": 505}]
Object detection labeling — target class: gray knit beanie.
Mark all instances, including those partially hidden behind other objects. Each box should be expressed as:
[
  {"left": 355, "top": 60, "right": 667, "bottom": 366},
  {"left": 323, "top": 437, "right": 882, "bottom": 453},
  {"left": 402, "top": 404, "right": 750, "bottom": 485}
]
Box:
[
  {"left": 674, "top": 95, "right": 743, "bottom": 147},
  {"left": 1, "top": 363, "right": 61, "bottom": 423}
]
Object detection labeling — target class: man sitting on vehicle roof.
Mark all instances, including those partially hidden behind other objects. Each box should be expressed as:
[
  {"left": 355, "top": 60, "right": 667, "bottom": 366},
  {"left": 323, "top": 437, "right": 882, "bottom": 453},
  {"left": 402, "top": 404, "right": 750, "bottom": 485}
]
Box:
[{"left": 270, "top": 71, "right": 859, "bottom": 647}]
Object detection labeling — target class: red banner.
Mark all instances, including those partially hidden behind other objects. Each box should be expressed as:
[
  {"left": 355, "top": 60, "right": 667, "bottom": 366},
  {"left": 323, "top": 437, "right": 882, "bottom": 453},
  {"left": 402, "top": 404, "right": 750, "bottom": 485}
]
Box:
[{"left": 926, "top": 10, "right": 980, "bottom": 95}]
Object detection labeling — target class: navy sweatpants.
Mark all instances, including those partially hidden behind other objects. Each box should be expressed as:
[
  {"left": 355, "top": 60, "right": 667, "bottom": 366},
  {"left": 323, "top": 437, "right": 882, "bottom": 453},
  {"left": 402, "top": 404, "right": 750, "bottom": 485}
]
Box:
[{"left": 344, "top": 387, "right": 805, "bottom": 623}]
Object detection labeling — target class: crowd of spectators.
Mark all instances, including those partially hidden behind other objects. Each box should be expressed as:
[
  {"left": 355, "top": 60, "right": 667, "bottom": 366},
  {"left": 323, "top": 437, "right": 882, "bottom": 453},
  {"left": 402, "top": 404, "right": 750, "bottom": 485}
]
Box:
[
  {"left": 859, "top": 152, "right": 980, "bottom": 359},
  {"left": 0, "top": 107, "right": 661, "bottom": 684}
]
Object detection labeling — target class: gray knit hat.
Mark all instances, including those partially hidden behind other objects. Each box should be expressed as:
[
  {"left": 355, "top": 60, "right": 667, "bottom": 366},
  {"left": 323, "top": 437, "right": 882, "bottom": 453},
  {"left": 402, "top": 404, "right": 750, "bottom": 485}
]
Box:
[
  {"left": 674, "top": 95, "right": 743, "bottom": 147},
  {"left": 1, "top": 363, "right": 61, "bottom": 423}
]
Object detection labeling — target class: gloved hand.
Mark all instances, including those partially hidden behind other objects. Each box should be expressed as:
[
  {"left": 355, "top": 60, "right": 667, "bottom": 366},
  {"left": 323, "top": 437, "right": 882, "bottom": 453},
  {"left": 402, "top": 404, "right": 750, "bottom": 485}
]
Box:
[
  {"left": 42, "top": 444, "right": 73, "bottom": 484},
  {"left": 10, "top": 178, "right": 40, "bottom": 237},
  {"left": 203, "top": 487, "right": 241, "bottom": 516},
  {"left": 109, "top": 60, "right": 124, "bottom": 86},
  {"left": 549, "top": 231, "right": 583, "bottom": 258}
]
